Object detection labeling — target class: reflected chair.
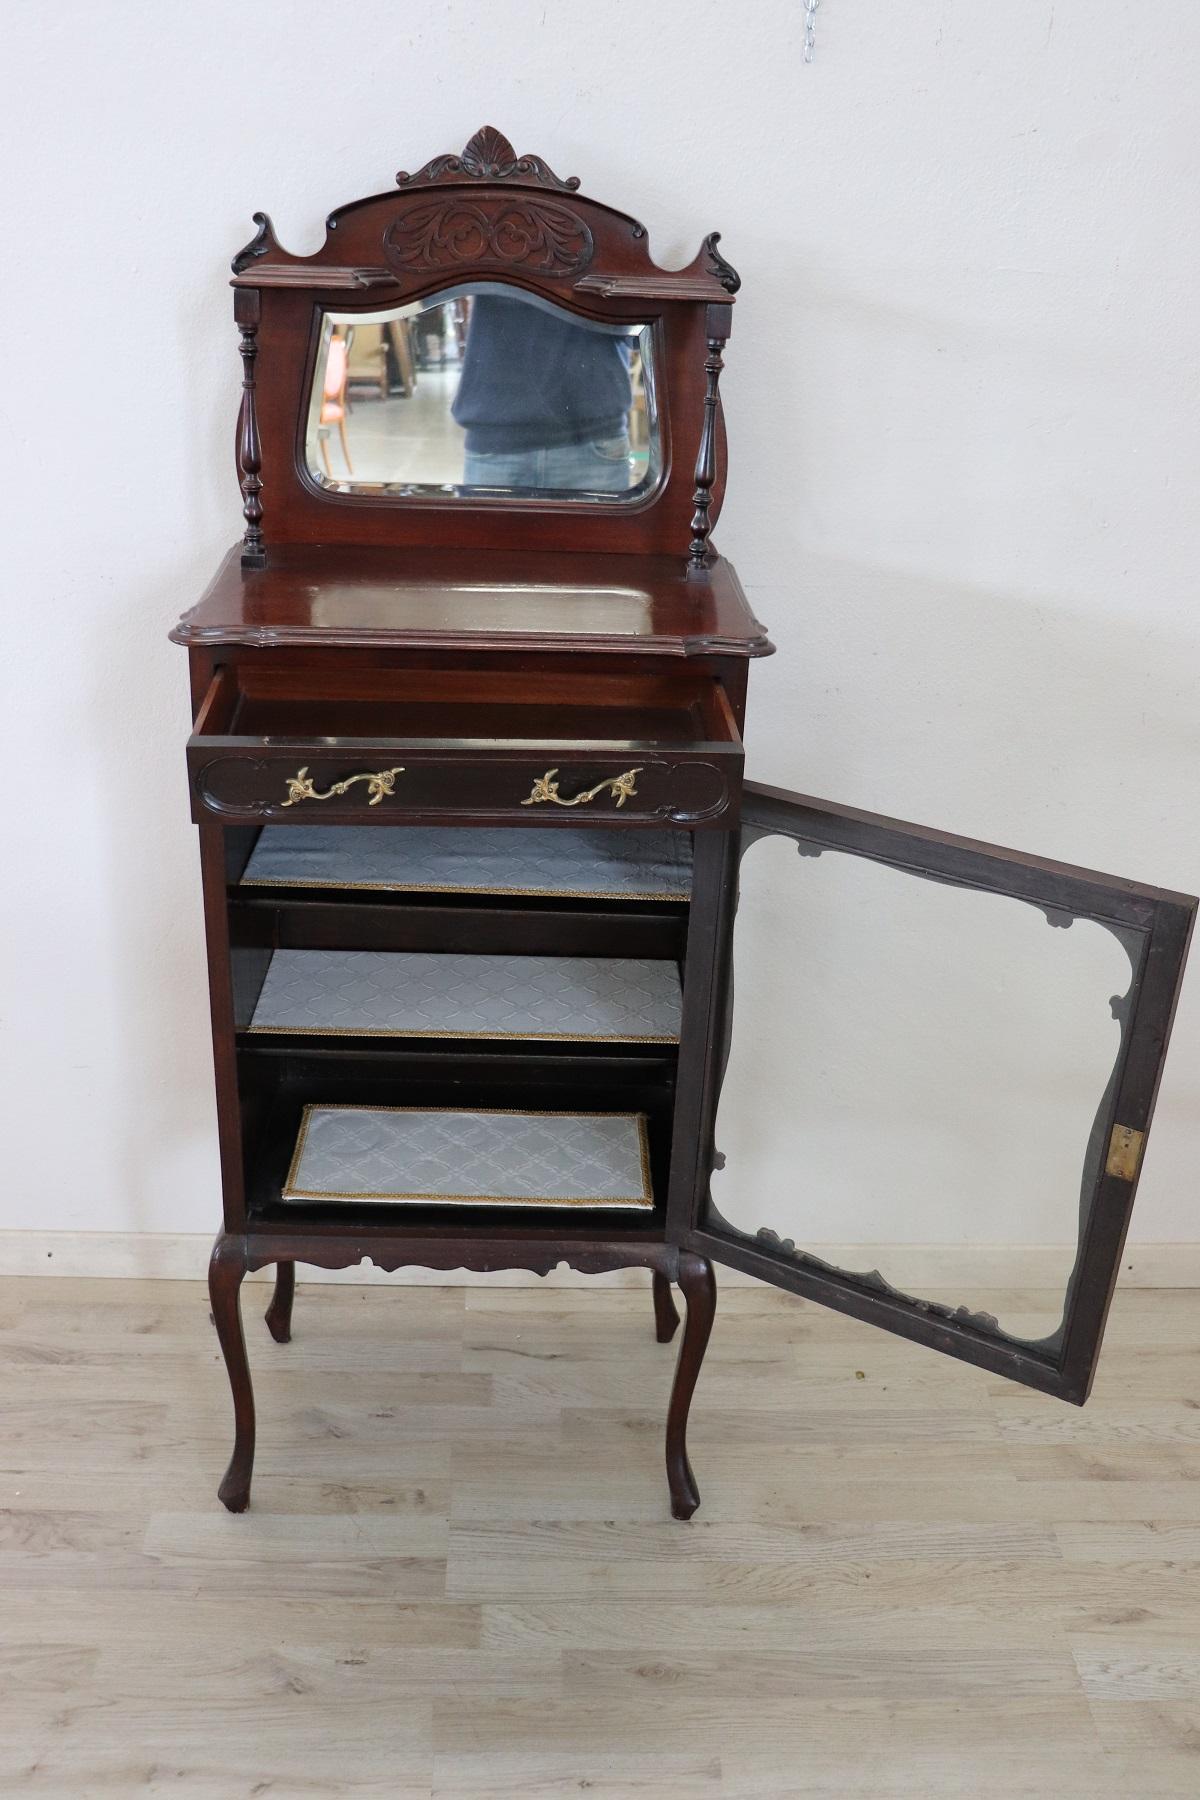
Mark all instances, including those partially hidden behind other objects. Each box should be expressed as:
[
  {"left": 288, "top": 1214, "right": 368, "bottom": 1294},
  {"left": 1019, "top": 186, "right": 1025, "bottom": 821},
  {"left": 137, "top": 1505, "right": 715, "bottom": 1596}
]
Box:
[
  {"left": 345, "top": 323, "right": 389, "bottom": 400},
  {"left": 316, "top": 334, "right": 352, "bottom": 478},
  {"left": 629, "top": 348, "right": 649, "bottom": 450},
  {"left": 386, "top": 318, "right": 417, "bottom": 397}
]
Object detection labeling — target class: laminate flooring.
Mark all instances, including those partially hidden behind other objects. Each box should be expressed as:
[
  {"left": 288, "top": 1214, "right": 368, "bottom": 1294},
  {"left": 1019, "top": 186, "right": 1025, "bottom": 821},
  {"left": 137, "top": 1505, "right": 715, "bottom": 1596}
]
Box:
[{"left": 2, "top": 1274, "right": 1199, "bottom": 1797}]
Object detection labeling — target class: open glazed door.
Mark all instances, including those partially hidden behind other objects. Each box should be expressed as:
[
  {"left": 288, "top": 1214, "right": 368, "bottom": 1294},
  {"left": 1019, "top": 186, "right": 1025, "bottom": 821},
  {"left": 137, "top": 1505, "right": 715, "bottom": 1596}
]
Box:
[{"left": 691, "top": 782, "right": 1195, "bottom": 1403}]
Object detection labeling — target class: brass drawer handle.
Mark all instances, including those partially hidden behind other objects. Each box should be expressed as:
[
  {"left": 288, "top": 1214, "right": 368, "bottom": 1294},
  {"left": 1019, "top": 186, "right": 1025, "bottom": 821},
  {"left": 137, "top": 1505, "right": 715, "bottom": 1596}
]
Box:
[
  {"left": 521, "top": 767, "right": 642, "bottom": 810},
  {"left": 281, "top": 765, "right": 405, "bottom": 808}
]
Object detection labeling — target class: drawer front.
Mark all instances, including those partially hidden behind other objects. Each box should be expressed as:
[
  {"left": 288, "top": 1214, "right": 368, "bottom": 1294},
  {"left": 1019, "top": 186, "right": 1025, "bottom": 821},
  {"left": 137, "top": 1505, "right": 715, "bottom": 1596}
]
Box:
[{"left": 187, "top": 740, "right": 742, "bottom": 828}]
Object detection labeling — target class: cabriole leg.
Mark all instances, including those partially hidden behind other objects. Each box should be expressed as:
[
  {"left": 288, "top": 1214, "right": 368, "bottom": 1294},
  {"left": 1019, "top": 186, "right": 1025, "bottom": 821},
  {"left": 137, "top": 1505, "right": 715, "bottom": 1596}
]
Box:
[
  {"left": 665, "top": 1253, "right": 717, "bottom": 1520},
  {"left": 265, "top": 1260, "right": 296, "bottom": 1344},
  {"left": 208, "top": 1235, "right": 255, "bottom": 1513},
  {"left": 652, "top": 1270, "right": 680, "bottom": 1343}
]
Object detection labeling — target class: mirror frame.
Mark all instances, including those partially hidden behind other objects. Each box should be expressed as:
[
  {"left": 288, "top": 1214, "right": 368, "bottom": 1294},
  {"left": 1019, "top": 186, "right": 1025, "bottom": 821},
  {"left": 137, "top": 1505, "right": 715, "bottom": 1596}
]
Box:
[{"left": 230, "top": 126, "right": 739, "bottom": 566}]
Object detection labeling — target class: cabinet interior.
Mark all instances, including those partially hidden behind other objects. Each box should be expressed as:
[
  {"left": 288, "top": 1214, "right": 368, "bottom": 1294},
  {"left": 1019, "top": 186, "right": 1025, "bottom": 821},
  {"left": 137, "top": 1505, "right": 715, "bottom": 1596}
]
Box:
[{"left": 223, "top": 820, "right": 690, "bottom": 1233}]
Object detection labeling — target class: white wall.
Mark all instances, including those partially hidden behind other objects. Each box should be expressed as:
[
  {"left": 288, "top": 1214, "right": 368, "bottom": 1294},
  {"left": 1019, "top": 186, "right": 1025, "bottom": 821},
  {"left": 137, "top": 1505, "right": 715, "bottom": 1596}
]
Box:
[{"left": 3, "top": 0, "right": 1198, "bottom": 1270}]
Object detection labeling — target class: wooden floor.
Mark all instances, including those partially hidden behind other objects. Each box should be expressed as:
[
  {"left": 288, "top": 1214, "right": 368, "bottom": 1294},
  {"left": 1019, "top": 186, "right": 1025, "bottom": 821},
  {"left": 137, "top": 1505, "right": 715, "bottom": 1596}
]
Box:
[{"left": 2, "top": 1274, "right": 1199, "bottom": 1797}]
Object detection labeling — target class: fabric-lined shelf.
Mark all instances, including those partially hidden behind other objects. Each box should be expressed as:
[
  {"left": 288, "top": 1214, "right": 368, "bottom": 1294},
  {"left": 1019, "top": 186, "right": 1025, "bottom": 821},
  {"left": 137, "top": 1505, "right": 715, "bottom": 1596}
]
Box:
[
  {"left": 240, "top": 824, "right": 693, "bottom": 901},
  {"left": 281, "top": 1105, "right": 654, "bottom": 1209},
  {"left": 247, "top": 949, "right": 682, "bottom": 1042}
]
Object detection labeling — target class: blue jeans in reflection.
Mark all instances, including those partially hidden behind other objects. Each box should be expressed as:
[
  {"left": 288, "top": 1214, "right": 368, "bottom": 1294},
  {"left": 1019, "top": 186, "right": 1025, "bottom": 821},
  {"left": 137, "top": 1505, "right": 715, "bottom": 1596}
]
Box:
[{"left": 463, "top": 434, "right": 633, "bottom": 494}]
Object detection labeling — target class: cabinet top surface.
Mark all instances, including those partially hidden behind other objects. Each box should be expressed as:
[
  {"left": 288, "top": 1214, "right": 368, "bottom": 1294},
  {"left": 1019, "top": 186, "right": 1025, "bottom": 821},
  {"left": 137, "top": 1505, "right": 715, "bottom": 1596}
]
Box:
[{"left": 171, "top": 543, "right": 773, "bottom": 660}]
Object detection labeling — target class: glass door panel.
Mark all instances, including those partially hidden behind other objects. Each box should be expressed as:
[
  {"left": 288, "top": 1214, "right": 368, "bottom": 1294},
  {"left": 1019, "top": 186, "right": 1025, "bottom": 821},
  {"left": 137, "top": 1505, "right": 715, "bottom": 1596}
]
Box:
[{"left": 693, "top": 784, "right": 1194, "bottom": 1401}]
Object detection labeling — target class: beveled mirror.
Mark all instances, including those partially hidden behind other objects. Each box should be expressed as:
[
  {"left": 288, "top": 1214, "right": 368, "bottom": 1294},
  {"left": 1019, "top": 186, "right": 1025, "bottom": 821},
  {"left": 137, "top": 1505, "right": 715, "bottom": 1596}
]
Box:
[{"left": 305, "top": 286, "right": 660, "bottom": 502}]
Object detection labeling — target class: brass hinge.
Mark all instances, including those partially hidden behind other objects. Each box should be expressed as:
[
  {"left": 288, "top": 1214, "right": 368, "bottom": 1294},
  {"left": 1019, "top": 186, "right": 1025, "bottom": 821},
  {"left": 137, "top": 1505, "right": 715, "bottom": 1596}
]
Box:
[{"left": 1105, "top": 1123, "right": 1145, "bottom": 1183}]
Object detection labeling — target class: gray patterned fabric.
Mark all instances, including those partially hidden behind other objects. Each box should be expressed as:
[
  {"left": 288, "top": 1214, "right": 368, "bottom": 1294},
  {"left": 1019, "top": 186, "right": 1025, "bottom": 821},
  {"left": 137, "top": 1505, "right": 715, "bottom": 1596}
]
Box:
[
  {"left": 283, "top": 1106, "right": 653, "bottom": 1208},
  {"left": 241, "top": 825, "right": 692, "bottom": 901},
  {"left": 249, "top": 950, "right": 682, "bottom": 1041}
]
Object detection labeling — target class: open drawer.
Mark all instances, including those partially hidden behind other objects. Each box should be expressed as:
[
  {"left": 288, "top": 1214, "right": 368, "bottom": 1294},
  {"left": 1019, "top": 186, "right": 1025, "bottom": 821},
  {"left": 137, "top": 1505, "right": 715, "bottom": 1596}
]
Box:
[{"left": 187, "top": 664, "right": 744, "bottom": 828}]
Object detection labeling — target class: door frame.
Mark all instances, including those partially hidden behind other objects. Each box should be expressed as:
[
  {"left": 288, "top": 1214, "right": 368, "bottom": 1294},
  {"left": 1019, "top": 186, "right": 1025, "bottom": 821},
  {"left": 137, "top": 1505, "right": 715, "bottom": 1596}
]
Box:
[{"left": 684, "top": 782, "right": 1195, "bottom": 1403}]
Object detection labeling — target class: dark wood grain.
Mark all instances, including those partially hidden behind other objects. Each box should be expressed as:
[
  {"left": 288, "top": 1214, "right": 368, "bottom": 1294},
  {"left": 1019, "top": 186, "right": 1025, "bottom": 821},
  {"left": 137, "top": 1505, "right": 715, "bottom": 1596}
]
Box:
[
  {"left": 688, "top": 305, "right": 732, "bottom": 569},
  {"left": 665, "top": 1252, "right": 716, "bottom": 1518},
  {"left": 172, "top": 544, "right": 771, "bottom": 659},
  {"left": 652, "top": 1270, "right": 680, "bottom": 1343},
  {"left": 198, "top": 823, "right": 249, "bottom": 1231},
  {"left": 234, "top": 287, "right": 265, "bottom": 568},
  {"left": 208, "top": 1234, "right": 255, "bottom": 1512},
  {"left": 264, "top": 1260, "right": 295, "bottom": 1344},
  {"left": 230, "top": 894, "right": 687, "bottom": 961}
]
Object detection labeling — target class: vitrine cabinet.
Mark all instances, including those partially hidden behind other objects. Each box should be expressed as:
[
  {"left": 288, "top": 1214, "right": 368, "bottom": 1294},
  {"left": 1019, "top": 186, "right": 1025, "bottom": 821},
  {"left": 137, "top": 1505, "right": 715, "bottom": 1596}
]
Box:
[{"left": 175, "top": 129, "right": 1195, "bottom": 1518}]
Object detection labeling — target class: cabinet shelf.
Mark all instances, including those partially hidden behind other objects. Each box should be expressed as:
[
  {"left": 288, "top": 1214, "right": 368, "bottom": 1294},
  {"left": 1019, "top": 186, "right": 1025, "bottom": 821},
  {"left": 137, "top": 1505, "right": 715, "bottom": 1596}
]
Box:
[
  {"left": 244, "top": 949, "right": 682, "bottom": 1044},
  {"left": 279, "top": 1104, "right": 654, "bottom": 1211},
  {"left": 239, "top": 1049, "right": 674, "bottom": 1233},
  {"left": 241, "top": 824, "right": 693, "bottom": 903}
]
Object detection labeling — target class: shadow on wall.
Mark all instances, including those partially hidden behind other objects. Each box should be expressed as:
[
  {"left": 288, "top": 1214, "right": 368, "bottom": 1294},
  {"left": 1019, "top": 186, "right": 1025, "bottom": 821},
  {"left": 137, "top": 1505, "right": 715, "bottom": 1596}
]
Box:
[
  {"left": 85, "top": 559, "right": 225, "bottom": 1243},
  {"left": 83, "top": 296, "right": 240, "bottom": 1243},
  {"left": 725, "top": 552, "right": 1200, "bottom": 1244},
  {"left": 739, "top": 551, "right": 1200, "bottom": 872},
  {"left": 723, "top": 258, "right": 1193, "bottom": 606}
]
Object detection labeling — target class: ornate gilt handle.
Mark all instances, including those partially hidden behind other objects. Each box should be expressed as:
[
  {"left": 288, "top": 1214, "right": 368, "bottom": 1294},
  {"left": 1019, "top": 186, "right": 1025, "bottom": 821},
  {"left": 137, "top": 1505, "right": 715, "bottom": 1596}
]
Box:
[
  {"left": 280, "top": 765, "right": 405, "bottom": 808},
  {"left": 521, "top": 767, "right": 642, "bottom": 810}
]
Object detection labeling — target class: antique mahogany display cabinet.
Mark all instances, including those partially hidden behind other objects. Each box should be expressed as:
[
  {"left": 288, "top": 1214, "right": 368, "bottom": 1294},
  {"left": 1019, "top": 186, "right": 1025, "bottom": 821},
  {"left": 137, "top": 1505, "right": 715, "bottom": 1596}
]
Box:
[{"left": 174, "top": 128, "right": 1195, "bottom": 1518}]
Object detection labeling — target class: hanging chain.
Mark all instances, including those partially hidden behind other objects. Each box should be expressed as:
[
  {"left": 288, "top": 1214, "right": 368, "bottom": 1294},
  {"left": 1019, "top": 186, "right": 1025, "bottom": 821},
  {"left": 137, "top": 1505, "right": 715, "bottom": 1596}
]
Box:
[{"left": 804, "top": 0, "right": 820, "bottom": 62}]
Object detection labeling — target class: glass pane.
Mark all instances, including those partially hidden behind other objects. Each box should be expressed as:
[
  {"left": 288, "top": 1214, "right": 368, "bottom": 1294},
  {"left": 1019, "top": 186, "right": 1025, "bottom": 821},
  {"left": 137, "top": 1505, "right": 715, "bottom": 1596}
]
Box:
[
  {"left": 304, "top": 284, "right": 660, "bottom": 503},
  {"left": 709, "top": 833, "right": 1140, "bottom": 1349}
]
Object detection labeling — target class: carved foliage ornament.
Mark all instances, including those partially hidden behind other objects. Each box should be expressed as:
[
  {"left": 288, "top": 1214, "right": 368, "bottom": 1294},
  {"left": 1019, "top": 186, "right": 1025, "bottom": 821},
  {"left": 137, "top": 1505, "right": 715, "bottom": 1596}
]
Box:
[
  {"left": 396, "top": 125, "right": 581, "bottom": 192},
  {"left": 703, "top": 231, "right": 742, "bottom": 295},
  {"left": 384, "top": 197, "right": 594, "bottom": 278}
]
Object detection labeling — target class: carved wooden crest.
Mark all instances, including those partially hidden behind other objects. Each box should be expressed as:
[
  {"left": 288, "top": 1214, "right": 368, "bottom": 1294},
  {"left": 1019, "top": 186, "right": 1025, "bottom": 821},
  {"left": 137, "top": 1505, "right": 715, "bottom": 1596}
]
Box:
[
  {"left": 383, "top": 195, "right": 594, "bottom": 278},
  {"left": 396, "top": 125, "right": 581, "bottom": 193}
]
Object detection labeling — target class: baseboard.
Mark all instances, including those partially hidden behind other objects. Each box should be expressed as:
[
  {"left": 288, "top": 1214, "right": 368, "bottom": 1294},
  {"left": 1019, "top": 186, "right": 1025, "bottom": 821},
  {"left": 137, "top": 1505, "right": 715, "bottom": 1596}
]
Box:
[{"left": 2, "top": 1231, "right": 1199, "bottom": 1288}]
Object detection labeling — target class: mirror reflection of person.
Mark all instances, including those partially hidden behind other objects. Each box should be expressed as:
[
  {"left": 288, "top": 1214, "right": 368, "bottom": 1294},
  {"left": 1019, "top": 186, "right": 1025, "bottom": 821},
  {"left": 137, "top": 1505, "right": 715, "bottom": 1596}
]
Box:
[{"left": 452, "top": 294, "right": 634, "bottom": 493}]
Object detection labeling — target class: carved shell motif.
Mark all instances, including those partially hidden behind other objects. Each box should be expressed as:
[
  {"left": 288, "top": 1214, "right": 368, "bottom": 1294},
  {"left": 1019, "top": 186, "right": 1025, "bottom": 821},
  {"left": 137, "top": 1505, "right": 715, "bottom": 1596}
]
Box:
[
  {"left": 396, "top": 125, "right": 581, "bottom": 193},
  {"left": 384, "top": 197, "right": 594, "bottom": 278}
]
